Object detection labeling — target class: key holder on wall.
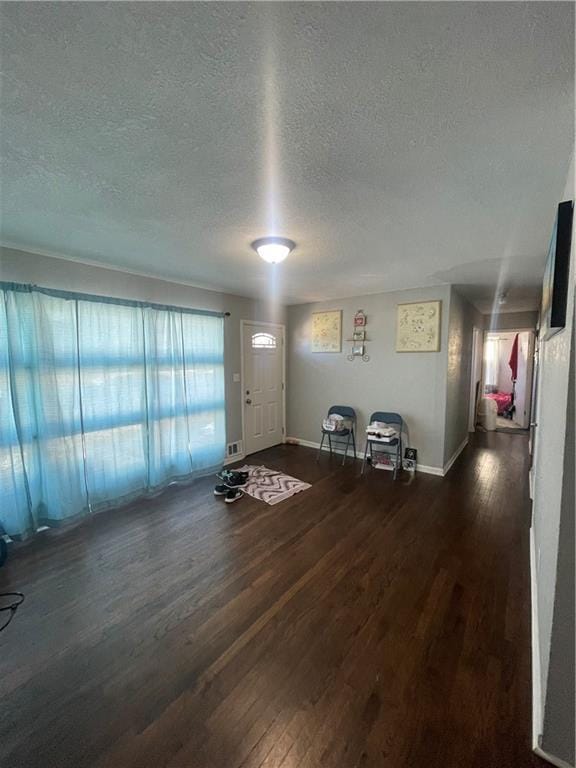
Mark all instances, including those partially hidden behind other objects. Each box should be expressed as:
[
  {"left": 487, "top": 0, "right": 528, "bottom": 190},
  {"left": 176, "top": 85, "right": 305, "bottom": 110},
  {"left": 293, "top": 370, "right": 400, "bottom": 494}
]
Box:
[{"left": 346, "top": 310, "right": 371, "bottom": 362}]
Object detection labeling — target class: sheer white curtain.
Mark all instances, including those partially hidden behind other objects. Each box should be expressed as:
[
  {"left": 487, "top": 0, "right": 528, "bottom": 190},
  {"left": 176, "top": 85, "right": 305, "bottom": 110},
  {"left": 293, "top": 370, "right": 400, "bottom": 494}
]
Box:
[
  {"left": 483, "top": 336, "right": 500, "bottom": 390},
  {"left": 0, "top": 285, "right": 225, "bottom": 539}
]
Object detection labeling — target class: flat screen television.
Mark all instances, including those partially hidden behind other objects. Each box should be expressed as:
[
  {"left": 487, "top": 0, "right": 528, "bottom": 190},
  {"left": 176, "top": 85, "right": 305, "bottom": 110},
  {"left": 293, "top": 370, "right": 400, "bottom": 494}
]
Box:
[{"left": 540, "top": 200, "right": 573, "bottom": 341}]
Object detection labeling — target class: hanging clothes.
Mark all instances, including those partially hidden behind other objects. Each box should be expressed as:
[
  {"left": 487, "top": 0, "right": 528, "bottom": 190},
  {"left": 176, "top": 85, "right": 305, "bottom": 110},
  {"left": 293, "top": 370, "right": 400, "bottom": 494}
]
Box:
[{"left": 508, "top": 333, "right": 519, "bottom": 382}]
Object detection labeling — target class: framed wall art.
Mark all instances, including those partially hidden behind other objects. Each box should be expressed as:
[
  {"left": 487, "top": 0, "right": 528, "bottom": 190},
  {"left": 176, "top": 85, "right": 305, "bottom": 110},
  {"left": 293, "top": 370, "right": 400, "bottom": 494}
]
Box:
[
  {"left": 311, "top": 310, "right": 342, "bottom": 353},
  {"left": 396, "top": 300, "right": 441, "bottom": 352}
]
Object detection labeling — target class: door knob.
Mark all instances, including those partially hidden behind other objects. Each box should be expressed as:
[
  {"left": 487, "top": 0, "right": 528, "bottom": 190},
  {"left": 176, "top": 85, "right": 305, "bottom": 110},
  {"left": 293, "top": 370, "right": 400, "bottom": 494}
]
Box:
[{"left": 245, "top": 398, "right": 252, "bottom": 405}]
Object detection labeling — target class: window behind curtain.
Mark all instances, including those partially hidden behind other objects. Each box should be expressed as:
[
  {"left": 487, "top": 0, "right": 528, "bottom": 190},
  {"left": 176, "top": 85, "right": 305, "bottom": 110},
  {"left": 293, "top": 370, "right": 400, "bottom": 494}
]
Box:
[
  {"left": 483, "top": 336, "right": 500, "bottom": 391},
  {"left": 0, "top": 285, "right": 225, "bottom": 539}
]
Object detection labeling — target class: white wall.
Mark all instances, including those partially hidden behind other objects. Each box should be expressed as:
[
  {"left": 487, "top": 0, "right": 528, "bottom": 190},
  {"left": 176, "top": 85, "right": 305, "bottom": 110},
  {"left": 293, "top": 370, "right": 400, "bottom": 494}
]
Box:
[
  {"left": 0, "top": 246, "right": 285, "bottom": 447},
  {"left": 541, "top": 314, "right": 574, "bottom": 765},
  {"left": 531, "top": 156, "right": 575, "bottom": 765},
  {"left": 485, "top": 310, "right": 538, "bottom": 331},
  {"left": 286, "top": 285, "right": 451, "bottom": 471}
]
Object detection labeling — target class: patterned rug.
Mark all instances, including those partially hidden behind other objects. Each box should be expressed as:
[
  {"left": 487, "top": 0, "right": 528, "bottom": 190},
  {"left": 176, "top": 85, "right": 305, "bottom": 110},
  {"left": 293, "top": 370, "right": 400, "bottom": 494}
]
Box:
[{"left": 236, "top": 465, "right": 311, "bottom": 506}]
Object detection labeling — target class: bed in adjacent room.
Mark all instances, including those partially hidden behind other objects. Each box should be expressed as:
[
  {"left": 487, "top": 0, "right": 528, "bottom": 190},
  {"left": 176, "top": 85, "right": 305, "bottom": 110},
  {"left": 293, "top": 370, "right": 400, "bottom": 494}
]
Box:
[{"left": 485, "top": 391, "right": 512, "bottom": 416}]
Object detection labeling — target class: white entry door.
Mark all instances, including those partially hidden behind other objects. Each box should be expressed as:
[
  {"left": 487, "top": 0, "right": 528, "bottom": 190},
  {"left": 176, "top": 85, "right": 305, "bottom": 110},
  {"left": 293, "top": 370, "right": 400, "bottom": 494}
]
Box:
[{"left": 242, "top": 322, "right": 284, "bottom": 456}]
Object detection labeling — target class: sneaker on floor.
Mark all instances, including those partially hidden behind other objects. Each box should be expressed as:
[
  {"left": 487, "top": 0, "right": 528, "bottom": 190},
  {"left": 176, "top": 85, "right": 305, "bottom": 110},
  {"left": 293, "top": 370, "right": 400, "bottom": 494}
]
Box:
[
  {"left": 225, "top": 488, "right": 244, "bottom": 504},
  {"left": 217, "top": 470, "right": 249, "bottom": 488},
  {"left": 213, "top": 484, "right": 229, "bottom": 496}
]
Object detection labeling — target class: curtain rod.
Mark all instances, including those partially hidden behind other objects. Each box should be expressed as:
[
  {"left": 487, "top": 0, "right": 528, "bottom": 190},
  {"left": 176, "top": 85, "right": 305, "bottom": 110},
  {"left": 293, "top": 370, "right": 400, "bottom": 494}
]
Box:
[{"left": 0, "top": 282, "right": 230, "bottom": 319}]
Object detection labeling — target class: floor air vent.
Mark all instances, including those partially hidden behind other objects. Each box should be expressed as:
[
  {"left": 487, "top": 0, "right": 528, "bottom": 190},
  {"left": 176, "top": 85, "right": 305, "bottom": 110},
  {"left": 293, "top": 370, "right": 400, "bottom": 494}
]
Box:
[{"left": 226, "top": 440, "right": 243, "bottom": 458}]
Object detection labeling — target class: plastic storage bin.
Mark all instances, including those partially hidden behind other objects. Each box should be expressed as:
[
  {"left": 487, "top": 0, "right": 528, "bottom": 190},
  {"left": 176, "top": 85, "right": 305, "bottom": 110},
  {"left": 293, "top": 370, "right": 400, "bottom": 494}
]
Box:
[{"left": 478, "top": 396, "right": 497, "bottom": 431}]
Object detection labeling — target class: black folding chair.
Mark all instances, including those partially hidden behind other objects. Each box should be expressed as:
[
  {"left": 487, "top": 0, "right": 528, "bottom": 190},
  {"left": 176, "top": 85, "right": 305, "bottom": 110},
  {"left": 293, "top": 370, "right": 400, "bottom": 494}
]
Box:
[
  {"left": 317, "top": 405, "right": 357, "bottom": 466},
  {"left": 361, "top": 411, "right": 403, "bottom": 479}
]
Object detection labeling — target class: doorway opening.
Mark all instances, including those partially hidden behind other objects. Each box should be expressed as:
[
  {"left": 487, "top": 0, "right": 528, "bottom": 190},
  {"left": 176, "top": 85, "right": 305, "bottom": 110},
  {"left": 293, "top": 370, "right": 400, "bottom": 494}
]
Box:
[{"left": 473, "top": 329, "right": 535, "bottom": 433}]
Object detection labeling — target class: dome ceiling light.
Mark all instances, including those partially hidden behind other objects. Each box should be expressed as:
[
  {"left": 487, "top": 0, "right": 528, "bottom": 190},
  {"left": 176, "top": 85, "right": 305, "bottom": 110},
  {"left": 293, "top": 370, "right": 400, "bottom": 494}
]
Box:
[{"left": 252, "top": 236, "right": 295, "bottom": 264}]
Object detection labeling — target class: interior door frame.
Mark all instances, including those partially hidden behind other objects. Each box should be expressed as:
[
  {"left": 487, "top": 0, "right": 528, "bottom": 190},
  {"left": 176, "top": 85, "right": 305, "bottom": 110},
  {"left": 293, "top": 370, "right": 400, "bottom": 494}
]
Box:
[
  {"left": 240, "top": 320, "right": 286, "bottom": 456},
  {"left": 468, "top": 326, "right": 483, "bottom": 432},
  {"left": 518, "top": 330, "right": 536, "bottom": 429},
  {"left": 481, "top": 326, "right": 536, "bottom": 428}
]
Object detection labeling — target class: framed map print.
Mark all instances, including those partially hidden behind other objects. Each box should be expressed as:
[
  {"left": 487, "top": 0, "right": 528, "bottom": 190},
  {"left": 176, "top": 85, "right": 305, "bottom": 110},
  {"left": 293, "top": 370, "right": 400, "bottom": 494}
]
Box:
[
  {"left": 396, "top": 300, "right": 441, "bottom": 352},
  {"left": 311, "top": 310, "right": 342, "bottom": 352}
]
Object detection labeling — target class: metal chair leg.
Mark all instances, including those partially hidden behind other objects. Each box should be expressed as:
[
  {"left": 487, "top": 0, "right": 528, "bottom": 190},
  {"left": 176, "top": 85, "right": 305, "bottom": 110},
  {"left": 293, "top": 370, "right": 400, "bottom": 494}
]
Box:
[
  {"left": 352, "top": 430, "right": 357, "bottom": 460},
  {"left": 393, "top": 440, "right": 401, "bottom": 480},
  {"left": 361, "top": 439, "right": 369, "bottom": 474},
  {"left": 342, "top": 432, "right": 351, "bottom": 466},
  {"left": 317, "top": 432, "right": 325, "bottom": 462},
  {"left": 328, "top": 433, "right": 332, "bottom": 458}
]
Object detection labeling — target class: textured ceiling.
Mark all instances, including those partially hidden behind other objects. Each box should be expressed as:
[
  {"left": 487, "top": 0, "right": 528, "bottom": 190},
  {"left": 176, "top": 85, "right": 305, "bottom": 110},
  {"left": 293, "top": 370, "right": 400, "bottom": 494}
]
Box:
[{"left": 1, "top": 2, "right": 574, "bottom": 310}]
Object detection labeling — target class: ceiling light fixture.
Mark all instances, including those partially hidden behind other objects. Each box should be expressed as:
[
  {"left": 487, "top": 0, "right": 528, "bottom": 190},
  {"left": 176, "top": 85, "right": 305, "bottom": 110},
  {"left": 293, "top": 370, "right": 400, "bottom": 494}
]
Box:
[{"left": 252, "top": 236, "right": 295, "bottom": 264}]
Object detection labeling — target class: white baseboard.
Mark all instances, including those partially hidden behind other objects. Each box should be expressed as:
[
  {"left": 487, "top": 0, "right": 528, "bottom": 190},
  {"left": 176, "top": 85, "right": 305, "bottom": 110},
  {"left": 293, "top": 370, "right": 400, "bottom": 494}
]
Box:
[
  {"left": 534, "top": 747, "right": 574, "bottom": 768},
  {"left": 419, "top": 463, "right": 444, "bottom": 477},
  {"left": 530, "top": 526, "right": 544, "bottom": 753},
  {"left": 286, "top": 437, "right": 443, "bottom": 477},
  {"left": 442, "top": 436, "right": 469, "bottom": 476},
  {"left": 223, "top": 453, "right": 245, "bottom": 466},
  {"left": 287, "top": 437, "right": 322, "bottom": 451}
]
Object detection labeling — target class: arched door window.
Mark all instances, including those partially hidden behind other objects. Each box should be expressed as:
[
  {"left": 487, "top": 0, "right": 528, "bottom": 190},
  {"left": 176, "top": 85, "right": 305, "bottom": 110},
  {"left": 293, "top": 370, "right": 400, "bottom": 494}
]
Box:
[{"left": 251, "top": 332, "right": 277, "bottom": 349}]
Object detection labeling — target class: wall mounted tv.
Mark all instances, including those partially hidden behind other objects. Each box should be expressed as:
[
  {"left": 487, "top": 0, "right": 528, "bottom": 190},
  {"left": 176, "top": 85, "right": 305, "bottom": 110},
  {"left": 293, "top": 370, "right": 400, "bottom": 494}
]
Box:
[{"left": 540, "top": 200, "right": 573, "bottom": 341}]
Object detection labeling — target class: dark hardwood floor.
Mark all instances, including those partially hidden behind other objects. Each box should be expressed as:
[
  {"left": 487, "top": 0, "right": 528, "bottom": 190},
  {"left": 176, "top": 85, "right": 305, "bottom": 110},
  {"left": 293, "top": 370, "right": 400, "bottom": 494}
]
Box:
[{"left": 0, "top": 432, "right": 545, "bottom": 768}]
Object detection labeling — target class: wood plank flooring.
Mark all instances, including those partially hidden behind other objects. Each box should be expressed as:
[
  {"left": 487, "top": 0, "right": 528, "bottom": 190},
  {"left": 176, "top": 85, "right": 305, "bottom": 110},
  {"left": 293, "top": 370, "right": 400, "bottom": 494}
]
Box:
[{"left": 0, "top": 432, "right": 545, "bottom": 768}]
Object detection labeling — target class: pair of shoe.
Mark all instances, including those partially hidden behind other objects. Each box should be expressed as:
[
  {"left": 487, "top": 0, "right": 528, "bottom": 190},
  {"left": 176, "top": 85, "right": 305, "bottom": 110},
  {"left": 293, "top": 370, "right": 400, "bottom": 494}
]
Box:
[
  {"left": 214, "top": 484, "right": 244, "bottom": 503},
  {"left": 214, "top": 469, "right": 250, "bottom": 504},
  {"left": 217, "top": 469, "right": 249, "bottom": 488}
]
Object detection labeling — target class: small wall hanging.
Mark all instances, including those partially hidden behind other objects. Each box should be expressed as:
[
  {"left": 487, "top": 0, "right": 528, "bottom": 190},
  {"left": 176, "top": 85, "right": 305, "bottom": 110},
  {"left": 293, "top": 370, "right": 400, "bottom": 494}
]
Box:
[
  {"left": 347, "top": 310, "right": 370, "bottom": 361},
  {"left": 311, "top": 310, "right": 342, "bottom": 352},
  {"left": 353, "top": 309, "right": 366, "bottom": 327},
  {"left": 396, "top": 300, "right": 441, "bottom": 353}
]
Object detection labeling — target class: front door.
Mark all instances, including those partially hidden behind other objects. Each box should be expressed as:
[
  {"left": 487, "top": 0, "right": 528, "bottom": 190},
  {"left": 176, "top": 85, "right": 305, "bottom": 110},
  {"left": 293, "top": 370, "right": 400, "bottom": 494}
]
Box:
[{"left": 242, "top": 322, "right": 284, "bottom": 456}]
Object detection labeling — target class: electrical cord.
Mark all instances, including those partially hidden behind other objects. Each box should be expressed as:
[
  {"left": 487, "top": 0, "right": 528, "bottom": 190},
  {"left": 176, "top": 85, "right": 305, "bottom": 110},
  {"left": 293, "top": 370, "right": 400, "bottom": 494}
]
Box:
[{"left": 0, "top": 592, "right": 24, "bottom": 633}]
